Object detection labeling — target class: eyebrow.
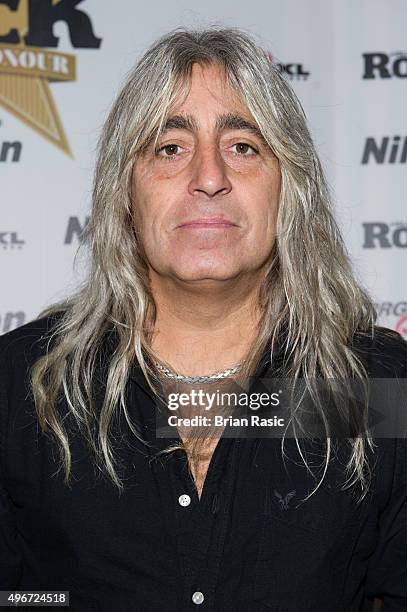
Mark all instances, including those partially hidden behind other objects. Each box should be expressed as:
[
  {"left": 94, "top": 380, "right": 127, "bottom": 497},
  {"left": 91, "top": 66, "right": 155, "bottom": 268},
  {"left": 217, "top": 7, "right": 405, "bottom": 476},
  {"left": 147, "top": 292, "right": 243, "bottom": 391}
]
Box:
[{"left": 159, "top": 112, "right": 269, "bottom": 146}]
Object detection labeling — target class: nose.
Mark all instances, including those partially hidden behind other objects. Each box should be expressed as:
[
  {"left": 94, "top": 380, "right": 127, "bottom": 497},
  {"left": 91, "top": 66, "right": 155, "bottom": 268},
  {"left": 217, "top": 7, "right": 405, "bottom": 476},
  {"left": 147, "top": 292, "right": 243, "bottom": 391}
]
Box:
[{"left": 187, "top": 144, "right": 232, "bottom": 198}]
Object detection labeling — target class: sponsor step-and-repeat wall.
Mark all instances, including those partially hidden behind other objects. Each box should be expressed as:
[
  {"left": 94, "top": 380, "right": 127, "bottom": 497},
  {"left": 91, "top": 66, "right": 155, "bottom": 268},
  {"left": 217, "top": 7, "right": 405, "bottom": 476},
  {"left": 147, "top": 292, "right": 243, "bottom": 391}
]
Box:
[{"left": 1, "top": 0, "right": 406, "bottom": 337}]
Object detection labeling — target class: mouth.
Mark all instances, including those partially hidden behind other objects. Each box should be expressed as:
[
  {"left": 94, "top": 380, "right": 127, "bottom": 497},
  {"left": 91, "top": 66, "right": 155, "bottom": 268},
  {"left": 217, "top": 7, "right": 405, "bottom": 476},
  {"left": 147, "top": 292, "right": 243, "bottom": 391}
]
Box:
[{"left": 176, "top": 217, "right": 238, "bottom": 229}]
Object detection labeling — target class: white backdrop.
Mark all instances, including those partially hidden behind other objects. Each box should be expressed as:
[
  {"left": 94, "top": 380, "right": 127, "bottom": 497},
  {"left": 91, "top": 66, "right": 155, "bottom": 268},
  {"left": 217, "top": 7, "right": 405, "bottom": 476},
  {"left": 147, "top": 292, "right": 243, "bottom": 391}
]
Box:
[{"left": 1, "top": 0, "right": 406, "bottom": 337}]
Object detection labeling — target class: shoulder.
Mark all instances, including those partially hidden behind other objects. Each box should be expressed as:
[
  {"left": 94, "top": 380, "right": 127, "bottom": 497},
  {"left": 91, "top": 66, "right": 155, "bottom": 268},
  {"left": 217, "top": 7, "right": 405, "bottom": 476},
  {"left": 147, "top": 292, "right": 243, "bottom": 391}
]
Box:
[
  {"left": 0, "top": 312, "right": 64, "bottom": 372},
  {"left": 351, "top": 325, "right": 407, "bottom": 377},
  {"left": 0, "top": 314, "right": 64, "bottom": 468}
]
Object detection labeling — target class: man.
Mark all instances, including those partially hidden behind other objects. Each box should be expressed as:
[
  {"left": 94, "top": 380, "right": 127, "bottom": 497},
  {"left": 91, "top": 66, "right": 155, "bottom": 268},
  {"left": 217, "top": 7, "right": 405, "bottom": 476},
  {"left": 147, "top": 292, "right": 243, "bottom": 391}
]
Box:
[{"left": 1, "top": 27, "right": 407, "bottom": 611}]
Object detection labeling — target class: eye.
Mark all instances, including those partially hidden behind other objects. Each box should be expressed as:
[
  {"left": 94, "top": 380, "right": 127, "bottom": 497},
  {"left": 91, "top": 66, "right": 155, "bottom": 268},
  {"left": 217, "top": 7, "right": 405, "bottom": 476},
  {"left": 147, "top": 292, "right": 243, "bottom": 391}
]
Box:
[
  {"left": 230, "top": 142, "right": 258, "bottom": 156},
  {"left": 155, "top": 144, "right": 183, "bottom": 159}
]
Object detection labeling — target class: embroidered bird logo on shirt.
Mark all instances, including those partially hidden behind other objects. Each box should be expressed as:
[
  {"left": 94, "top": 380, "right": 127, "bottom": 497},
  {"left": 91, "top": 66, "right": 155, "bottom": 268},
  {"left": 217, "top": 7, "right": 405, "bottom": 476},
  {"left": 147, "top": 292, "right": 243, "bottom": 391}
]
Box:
[{"left": 274, "top": 489, "right": 297, "bottom": 510}]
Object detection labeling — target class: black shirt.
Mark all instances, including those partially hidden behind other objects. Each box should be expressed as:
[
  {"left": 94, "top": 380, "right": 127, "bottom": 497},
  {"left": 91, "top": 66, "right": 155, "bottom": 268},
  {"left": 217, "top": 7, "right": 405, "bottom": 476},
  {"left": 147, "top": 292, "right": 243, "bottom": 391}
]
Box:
[{"left": 1, "top": 317, "right": 407, "bottom": 611}]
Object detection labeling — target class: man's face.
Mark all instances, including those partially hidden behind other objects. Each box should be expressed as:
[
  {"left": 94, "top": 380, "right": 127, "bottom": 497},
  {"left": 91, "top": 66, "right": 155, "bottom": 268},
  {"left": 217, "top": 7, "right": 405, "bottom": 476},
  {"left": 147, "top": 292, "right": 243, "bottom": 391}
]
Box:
[{"left": 132, "top": 62, "right": 281, "bottom": 286}]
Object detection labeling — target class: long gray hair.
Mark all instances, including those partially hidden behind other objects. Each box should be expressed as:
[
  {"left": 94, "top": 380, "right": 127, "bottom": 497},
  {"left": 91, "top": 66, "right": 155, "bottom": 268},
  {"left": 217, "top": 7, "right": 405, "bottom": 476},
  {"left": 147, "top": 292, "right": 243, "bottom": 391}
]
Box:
[{"left": 32, "top": 26, "right": 382, "bottom": 501}]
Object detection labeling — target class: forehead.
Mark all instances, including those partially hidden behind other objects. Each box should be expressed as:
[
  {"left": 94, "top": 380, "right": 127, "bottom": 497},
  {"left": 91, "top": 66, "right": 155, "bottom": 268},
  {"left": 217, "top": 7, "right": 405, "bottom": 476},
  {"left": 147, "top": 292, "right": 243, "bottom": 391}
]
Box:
[
  {"left": 139, "top": 61, "right": 272, "bottom": 155},
  {"left": 170, "top": 62, "right": 252, "bottom": 119}
]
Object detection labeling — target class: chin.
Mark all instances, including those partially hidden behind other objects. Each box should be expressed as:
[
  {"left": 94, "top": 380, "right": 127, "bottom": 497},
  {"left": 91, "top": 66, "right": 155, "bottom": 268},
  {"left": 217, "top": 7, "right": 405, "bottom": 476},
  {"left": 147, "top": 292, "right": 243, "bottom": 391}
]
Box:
[{"left": 169, "top": 261, "right": 234, "bottom": 280}]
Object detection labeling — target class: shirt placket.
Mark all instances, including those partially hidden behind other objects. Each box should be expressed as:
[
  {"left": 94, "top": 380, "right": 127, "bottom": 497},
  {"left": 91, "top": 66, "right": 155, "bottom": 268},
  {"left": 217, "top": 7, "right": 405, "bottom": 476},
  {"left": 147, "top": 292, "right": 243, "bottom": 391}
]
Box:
[{"left": 167, "top": 437, "right": 240, "bottom": 611}]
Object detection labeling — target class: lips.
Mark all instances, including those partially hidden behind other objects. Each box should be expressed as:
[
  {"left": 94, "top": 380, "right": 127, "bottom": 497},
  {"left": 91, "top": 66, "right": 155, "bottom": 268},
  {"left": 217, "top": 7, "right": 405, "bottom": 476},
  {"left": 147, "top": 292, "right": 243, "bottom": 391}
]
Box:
[{"left": 177, "top": 217, "right": 237, "bottom": 228}]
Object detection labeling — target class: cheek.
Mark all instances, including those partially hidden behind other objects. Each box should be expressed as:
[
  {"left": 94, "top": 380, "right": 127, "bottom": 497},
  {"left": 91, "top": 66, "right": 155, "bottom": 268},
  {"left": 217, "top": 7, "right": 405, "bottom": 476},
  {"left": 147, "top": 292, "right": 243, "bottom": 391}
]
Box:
[
  {"left": 247, "top": 179, "right": 279, "bottom": 236},
  {"left": 132, "top": 191, "right": 174, "bottom": 259},
  {"left": 132, "top": 170, "right": 161, "bottom": 232}
]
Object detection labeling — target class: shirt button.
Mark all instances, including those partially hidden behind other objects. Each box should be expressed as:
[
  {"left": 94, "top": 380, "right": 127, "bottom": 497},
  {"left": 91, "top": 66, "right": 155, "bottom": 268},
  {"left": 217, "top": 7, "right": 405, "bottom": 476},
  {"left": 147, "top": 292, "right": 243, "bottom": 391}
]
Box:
[
  {"left": 178, "top": 494, "right": 191, "bottom": 507},
  {"left": 192, "top": 591, "right": 204, "bottom": 605}
]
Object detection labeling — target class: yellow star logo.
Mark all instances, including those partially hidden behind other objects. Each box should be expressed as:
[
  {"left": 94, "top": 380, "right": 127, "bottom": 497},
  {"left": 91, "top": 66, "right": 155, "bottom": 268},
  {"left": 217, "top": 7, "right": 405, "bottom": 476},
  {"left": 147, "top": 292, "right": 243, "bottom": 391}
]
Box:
[{"left": 0, "top": 0, "right": 75, "bottom": 157}]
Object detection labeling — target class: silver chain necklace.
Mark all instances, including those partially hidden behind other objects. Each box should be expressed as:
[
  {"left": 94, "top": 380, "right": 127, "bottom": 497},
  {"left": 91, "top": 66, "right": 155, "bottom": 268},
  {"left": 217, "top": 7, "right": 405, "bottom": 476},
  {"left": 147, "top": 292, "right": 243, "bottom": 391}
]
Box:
[{"left": 154, "top": 361, "right": 243, "bottom": 384}]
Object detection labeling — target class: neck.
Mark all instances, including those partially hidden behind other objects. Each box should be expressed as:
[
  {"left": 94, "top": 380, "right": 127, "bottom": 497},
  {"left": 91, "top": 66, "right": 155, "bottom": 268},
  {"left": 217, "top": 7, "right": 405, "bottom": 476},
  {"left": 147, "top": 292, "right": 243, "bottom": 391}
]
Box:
[{"left": 149, "top": 271, "right": 264, "bottom": 376}]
